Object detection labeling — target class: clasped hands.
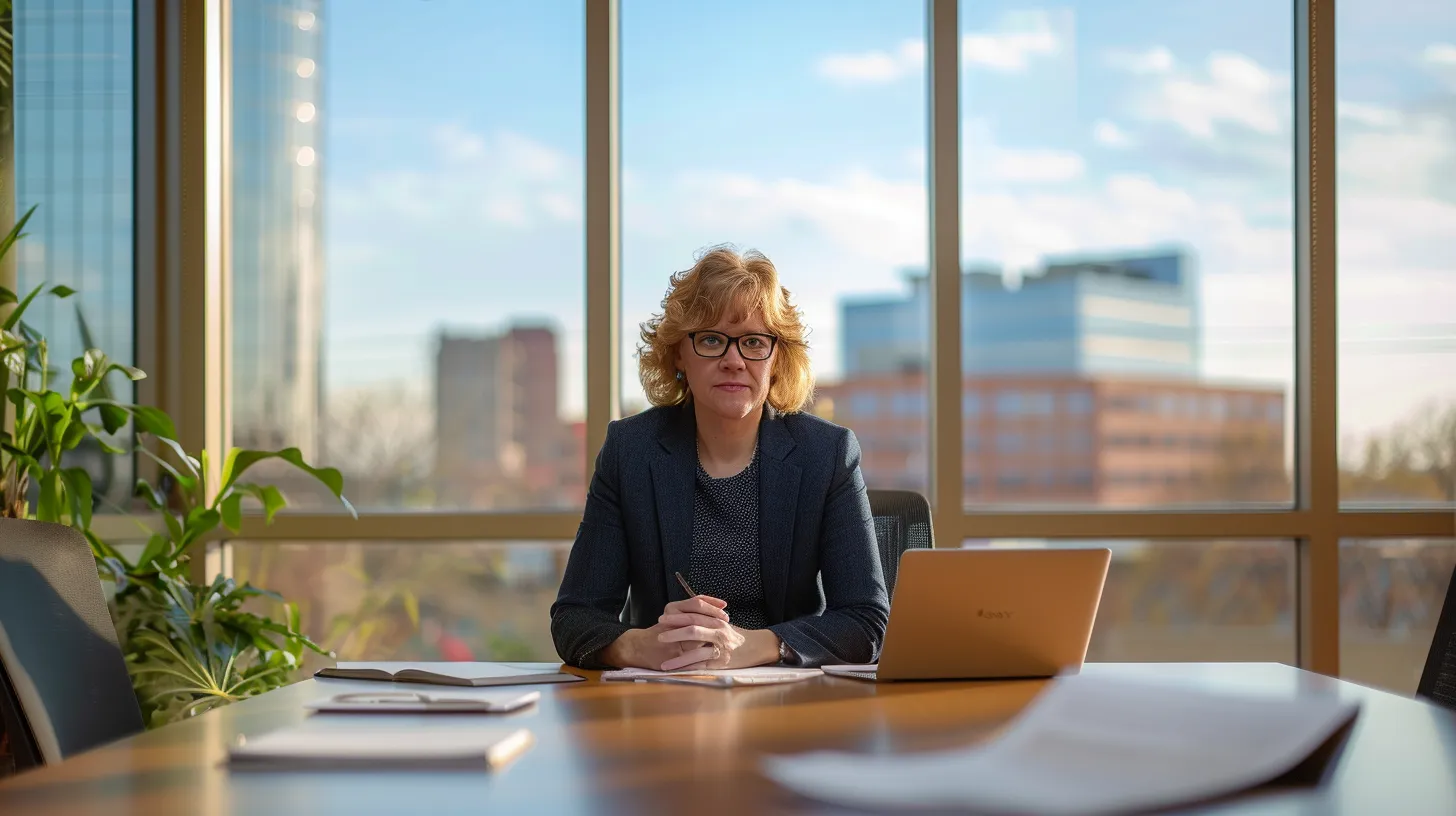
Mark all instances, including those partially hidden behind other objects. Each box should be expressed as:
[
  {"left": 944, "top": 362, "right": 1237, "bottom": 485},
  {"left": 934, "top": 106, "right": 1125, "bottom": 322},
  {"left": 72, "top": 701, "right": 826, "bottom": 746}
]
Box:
[{"left": 607, "top": 594, "right": 778, "bottom": 672}]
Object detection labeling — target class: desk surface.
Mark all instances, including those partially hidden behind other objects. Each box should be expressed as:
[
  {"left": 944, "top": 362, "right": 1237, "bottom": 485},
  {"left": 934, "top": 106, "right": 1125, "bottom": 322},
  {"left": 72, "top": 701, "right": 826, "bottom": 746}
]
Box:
[{"left": 1, "top": 662, "right": 1453, "bottom": 815}]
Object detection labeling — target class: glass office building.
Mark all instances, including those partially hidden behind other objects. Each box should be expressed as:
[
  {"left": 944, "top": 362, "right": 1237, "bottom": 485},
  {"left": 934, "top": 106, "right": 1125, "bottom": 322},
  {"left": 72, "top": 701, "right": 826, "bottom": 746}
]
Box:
[
  {"left": 14, "top": 0, "right": 136, "bottom": 504},
  {"left": 231, "top": 0, "right": 324, "bottom": 456}
]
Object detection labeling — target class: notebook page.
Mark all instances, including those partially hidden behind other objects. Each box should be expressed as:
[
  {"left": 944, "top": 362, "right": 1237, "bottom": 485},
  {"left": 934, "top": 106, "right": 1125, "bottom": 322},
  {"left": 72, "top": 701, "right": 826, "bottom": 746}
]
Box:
[{"left": 334, "top": 662, "right": 551, "bottom": 679}]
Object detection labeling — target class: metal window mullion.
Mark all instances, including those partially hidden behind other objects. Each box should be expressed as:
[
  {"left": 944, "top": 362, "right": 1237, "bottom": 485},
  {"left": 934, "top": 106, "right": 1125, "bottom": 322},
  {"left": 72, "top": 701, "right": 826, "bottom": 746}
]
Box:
[
  {"left": 84, "top": 507, "right": 1452, "bottom": 545},
  {"left": 163, "top": 0, "right": 233, "bottom": 583},
  {"left": 928, "top": 0, "right": 962, "bottom": 548},
  {"left": 584, "top": 0, "right": 621, "bottom": 480},
  {"left": 1295, "top": 0, "right": 1339, "bottom": 676}
]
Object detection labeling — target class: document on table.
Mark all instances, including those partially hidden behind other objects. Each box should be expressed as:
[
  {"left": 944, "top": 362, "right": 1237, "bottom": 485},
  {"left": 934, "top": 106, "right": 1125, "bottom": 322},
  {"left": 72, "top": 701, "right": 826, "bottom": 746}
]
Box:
[
  {"left": 601, "top": 666, "right": 823, "bottom": 687},
  {"left": 228, "top": 725, "right": 534, "bottom": 771},
  {"left": 761, "top": 671, "right": 1360, "bottom": 815}
]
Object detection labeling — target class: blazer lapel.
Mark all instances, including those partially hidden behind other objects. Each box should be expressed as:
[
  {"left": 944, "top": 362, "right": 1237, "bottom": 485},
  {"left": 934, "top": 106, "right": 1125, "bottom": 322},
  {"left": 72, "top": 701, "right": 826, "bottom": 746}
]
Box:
[
  {"left": 757, "top": 410, "right": 800, "bottom": 623},
  {"left": 651, "top": 405, "right": 697, "bottom": 600}
]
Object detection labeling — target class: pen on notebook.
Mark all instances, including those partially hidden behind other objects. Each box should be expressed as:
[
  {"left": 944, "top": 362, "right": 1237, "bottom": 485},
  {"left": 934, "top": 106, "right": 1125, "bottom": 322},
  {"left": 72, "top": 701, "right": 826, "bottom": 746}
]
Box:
[{"left": 674, "top": 571, "right": 697, "bottom": 598}]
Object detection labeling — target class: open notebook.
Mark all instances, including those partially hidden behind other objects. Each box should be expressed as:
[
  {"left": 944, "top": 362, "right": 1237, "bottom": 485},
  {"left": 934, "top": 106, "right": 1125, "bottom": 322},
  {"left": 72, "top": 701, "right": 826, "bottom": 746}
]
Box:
[
  {"left": 315, "top": 661, "right": 584, "bottom": 688},
  {"left": 228, "top": 725, "right": 534, "bottom": 771}
]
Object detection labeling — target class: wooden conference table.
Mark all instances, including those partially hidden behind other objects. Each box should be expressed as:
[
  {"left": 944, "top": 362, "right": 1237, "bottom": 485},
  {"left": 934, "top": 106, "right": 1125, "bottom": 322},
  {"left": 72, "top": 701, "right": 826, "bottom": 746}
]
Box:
[{"left": 1, "top": 662, "right": 1453, "bottom": 815}]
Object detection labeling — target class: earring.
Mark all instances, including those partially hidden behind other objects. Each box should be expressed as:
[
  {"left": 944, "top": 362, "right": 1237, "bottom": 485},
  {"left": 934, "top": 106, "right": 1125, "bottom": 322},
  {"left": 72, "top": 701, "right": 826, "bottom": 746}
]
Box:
[{"left": 675, "top": 371, "right": 684, "bottom": 381}]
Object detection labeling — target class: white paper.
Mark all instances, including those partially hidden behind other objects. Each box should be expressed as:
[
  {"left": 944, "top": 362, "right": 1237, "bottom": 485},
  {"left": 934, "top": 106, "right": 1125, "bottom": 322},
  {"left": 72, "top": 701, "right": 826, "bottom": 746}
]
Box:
[
  {"left": 762, "top": 671, "right": 1360, "bottom": 814},
  {"left": 602, "top": 666, "right": 823, "bottom": 686},
  {"left": 304, "top": 689, "right": 540, "bottom": 713},
  {"left": 229, "top": 725, "right": 533, "bottom": 769}
]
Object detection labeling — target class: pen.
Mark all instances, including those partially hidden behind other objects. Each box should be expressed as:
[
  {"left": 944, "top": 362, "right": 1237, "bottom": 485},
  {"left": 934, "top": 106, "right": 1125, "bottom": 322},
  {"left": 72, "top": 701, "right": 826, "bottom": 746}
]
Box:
[{"left": 674, "top": 570, "right": 697, "bottom": 598}]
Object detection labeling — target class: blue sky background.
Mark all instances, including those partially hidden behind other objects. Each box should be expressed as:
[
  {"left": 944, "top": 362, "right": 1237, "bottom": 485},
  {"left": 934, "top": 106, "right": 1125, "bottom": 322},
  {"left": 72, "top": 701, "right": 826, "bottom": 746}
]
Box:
[{"left": 317, "top": 0, "right": 1456, "bottom": 444}]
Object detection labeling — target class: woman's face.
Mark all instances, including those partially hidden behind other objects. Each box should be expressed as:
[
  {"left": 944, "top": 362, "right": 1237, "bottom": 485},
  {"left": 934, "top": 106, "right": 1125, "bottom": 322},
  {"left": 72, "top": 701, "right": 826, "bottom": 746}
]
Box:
[{"left": 676, "top": 312, "right": 777, "bottom": 423}]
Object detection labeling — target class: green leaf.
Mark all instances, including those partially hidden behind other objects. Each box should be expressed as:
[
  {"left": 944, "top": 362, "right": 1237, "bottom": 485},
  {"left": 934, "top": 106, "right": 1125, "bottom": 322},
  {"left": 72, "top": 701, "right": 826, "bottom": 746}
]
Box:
[
  {"left": 61, "top": 467, "right": 93, "bottom": 529},
  {"left": 131, "top": 405, "right": 179, "bottom": 440},
  {"left": 137, "top": 447, "right": 197, "bottom": 494},
  {"left": 1, "top": 282, "right": 44, "bottom": 332},
  {"left": 36, "top": 469, "right": 62, "bottom": 523},
  {"left": 48, "top": 284, "right": 77, "bottom": 299},
  {"left": 134, "top": 477, "right": 169, "bottom": 512},
  {"left": 97, "top": 402, "right": 129, "bottom": 434},
  {"left": 60, "top": 413, "right": 87, "bottom": 450},
  {"left": 232, "top": 482, "right": 287, "bottom": 524},
  {"left": 84, "top": 424, "right": 127, "bottom": 454},
  {"left": 137, "top": 534, "right": 171, "bottom": 570},
  {"left": 220, "top": 447, "right": 355, "bottom": 518},
  {"left": 220, "top": 492, "right": 243, "bottom": 533}
]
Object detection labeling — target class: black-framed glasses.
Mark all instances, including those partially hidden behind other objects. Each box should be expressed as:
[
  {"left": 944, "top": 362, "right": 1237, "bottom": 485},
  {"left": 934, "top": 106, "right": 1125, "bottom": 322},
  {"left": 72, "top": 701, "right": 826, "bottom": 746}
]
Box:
[{"left": 689, "top": 331, "right": 778, "bottom": 361}]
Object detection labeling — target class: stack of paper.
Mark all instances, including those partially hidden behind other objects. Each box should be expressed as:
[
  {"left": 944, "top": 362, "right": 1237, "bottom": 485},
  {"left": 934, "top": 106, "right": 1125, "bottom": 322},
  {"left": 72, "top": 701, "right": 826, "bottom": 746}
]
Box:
[
  {"left": 602, "top": 666, "right": 823, "bottom": 687},
  {"left": 228, "top": 725, "right": 534, "bottom": 771},
  {"left": 762, "top": 672, "right": 1359, "bottom": 814}
]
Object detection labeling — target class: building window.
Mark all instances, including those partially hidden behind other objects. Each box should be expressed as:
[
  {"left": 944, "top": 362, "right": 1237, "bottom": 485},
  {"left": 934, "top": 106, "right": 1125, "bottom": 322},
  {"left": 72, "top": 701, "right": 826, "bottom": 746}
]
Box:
[
  {"left": 1065, "top": 390, "right": 1095, "bottom": 414},
  {"left": 849, "top": 392, "right": 878, "bottom": 418},
  {"left": 996, "top": 432, "right": 1025, "bottom": 454}
]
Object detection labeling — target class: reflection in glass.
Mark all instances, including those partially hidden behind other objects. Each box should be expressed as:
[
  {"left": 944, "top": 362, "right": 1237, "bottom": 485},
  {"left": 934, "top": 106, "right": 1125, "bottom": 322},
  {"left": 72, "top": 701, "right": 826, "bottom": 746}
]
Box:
[
  {"left": 228, "top": 2, "right": 586, "bottom": 512},
  {"left": 14, "top": 0, "right": 137, "bottom": 511},
  {"left": 962, "top": 539, "right": 1295, "bottom": 664},
  {"left": 232, "top": 541, "right": 571, "bottom": 670},
  {"left": 932, "top": 0, "right": 1298, "bottom": 508},
  {"left": 1339, "top": 539, "right": 1456, "bottom": 695},
  {"left": 1336, "top": 1, "right": 1456, "bottom": 507},
  {"left": 622, "top": 0, "right": 929, "bottom": 494}
]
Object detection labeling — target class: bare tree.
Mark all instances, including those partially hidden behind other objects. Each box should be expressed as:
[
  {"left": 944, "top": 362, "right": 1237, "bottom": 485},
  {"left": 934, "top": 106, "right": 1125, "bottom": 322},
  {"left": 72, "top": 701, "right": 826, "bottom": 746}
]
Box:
[
  {"left": 306, "top": 384, "right": 433, "bottom": 509},
  {"left": 1343, "top": 399, "right": 1456, "bottom": 502}
]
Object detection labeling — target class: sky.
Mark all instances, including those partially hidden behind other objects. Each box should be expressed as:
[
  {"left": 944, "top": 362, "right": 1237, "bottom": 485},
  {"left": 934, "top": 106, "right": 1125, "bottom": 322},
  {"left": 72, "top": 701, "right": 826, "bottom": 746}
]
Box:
[{"left": 317, "top": 0, "right": 1456, "bottom": 446}]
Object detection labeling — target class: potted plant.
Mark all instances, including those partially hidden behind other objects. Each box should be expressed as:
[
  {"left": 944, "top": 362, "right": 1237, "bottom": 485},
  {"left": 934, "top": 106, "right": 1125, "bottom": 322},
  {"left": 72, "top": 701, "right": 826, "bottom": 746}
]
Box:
[
  {"left": 0, "top": 207, "right": 138, "bottom": 527},
  {"left": 3, "top": 209, "right": 357, "bottom": 725},
  {"left": 102, "top": 425, "right": 356, "bottom": 726}
]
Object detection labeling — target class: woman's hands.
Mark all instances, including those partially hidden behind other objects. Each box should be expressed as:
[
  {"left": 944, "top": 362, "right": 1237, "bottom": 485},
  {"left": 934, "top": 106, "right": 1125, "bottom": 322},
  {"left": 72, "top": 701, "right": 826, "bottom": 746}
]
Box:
[
  {"left": 655, "top": 595, "right": 744, "bottom": 670},
  {"left": 600, "top": 595, "right": 783, "bottom": 671}
]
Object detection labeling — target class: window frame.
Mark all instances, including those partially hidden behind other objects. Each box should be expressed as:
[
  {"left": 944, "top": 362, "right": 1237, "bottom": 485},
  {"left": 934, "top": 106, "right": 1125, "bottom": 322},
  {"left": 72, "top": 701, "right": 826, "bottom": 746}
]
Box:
[{"left": 119, "top": 0, "right": 1453, "bottom": 681}]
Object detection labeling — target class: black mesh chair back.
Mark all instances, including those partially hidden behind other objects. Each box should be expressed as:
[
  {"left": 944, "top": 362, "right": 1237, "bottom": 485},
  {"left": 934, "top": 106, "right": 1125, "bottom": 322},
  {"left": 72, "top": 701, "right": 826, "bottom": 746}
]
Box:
[
  {"left": 1417, "top": 561, "right": 1456, "bottom": 711},
  {"left": 0, "top": 519, "right": 143, "bottom": 770},
  {"left": 866, "top": 489, "right": 934, "bottom": 600}
]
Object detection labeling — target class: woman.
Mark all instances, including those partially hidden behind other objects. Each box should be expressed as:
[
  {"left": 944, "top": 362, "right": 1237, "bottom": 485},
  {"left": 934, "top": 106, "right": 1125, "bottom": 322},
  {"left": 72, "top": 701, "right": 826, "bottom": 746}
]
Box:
[{"left": 550, "top": 246, "right": 890, "bottom": 672}]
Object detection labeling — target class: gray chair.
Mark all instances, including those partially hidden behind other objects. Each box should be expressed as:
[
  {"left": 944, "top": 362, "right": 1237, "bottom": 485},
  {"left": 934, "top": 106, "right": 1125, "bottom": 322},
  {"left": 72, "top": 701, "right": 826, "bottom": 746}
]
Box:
[
  {"left": 0, "top": 519, "right": 143, "bottom": 771},
  {"left": 866, "top": 489, "right": 933, "bottom": 600},
  {"left": 1417, "top": 562, "right": 1456, "bottom": 711}
]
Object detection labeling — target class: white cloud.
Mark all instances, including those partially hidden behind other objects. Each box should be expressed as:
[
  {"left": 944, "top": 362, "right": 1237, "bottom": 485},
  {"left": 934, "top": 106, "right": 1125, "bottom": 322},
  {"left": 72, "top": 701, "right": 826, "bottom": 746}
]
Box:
[
  {"left": 1092, "top": 119, "right": 1133, "bottom": 147},
  {"left": 335, "top": 128, "right": 578, "bottom": 230},
  {"left": 814, "top": 9, "right": 1061, "bottom": 87},
  {"left": 1423, "top": 43, "right": 1456, "bottom": 66},
  {"left": 1337, "top": 100, "right": 1402, "bottom": 128},
  {"left": 1136, "top": 51, "right": 1285, "bottom": 138},
  {"left": 987, "top": 147, "right": 1085, "bottom": 183},
  {"left": 1338, "top": 111, "right": 1454, "bottom": 195},
  {"left": 1107, "top": 46, "right": 1174, "bottom": 75},
  {"left": 962, "top": 11, "right": 1059, "bottom": 72},
  {"left": 816, "top": 39, "right": 923, "bottom": 85}
]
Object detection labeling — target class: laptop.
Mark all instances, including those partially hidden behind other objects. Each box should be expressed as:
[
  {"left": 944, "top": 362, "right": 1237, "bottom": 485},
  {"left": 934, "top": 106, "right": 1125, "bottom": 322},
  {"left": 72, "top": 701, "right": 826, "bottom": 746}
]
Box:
[{"left": 822, "top": 546, "right": 1111, "bottom": 682}]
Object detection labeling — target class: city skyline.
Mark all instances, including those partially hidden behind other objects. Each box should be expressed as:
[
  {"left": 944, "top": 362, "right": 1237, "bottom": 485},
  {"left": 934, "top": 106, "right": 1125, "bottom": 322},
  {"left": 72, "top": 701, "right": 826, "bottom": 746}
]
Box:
[{"left": 317, "top": 0, "right": 1454, "bottom": 450}]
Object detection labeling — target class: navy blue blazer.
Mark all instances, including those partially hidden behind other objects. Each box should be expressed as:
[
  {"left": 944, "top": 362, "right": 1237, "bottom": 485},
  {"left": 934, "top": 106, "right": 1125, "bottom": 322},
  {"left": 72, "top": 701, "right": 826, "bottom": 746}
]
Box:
[{"left": 549, "top": 403, "right": 890, "bottom": 669}]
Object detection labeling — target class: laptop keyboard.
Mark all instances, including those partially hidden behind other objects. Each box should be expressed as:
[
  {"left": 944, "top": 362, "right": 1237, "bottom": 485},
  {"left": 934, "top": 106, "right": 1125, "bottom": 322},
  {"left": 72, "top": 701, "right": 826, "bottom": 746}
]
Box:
[{"left": 837, "top": 670, "right": 879, "bottom": 681}]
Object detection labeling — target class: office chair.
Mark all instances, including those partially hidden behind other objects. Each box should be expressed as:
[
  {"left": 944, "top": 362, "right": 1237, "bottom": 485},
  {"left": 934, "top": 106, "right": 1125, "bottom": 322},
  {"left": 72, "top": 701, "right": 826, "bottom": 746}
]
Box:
[
  {"left": 866, "top": 489, "right": 934, "bottom": 600},
  {"left": 1416, "top": 561, "right": 1456, "bottom": 712},
  {"left": 0, "top": 519, "right": 144, "bottom": 771}
]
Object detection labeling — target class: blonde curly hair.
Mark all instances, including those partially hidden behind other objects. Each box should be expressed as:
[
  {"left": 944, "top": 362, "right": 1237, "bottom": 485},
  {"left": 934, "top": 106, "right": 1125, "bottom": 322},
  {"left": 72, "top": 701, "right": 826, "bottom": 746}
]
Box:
[{"left": 638, "top": 246, "right": 814, "bottom": 413}]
